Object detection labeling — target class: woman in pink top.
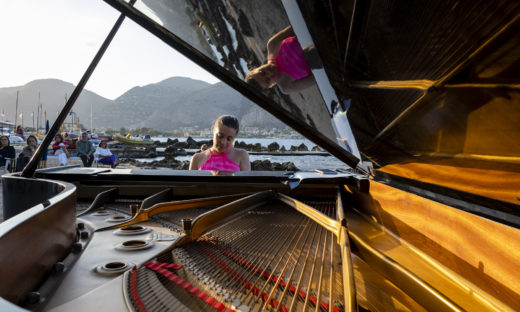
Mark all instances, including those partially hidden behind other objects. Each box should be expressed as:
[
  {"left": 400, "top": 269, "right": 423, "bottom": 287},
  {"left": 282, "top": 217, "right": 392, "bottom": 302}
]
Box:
[
  {"left": 189, "top": 115, "right": 250, "bottom": 171},
  {"left": 245, "top": 26, "right": 316, "bottom": 94}
]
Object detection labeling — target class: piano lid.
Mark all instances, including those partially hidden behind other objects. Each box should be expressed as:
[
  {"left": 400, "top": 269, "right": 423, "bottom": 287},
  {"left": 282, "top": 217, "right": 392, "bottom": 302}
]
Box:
[
  {"left": 103, "top": 0, "right": 520, "bottom": 200},
  {"left": 104, "top": 0, "right": 362, "bottom": 170}
]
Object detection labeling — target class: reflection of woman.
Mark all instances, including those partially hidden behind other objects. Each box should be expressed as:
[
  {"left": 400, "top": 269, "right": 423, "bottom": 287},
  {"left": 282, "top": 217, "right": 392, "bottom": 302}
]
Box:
[
  {"left": 94, "top": 141, "right": 119, "bottom": 168},
  {"left": 245, "top": 26, "right": 315, "bottom": 94},
  {"left": 189, "top": 115, "right": 250, "bottom": 171},
  {"left": 52, "top": 134, "right": 70, "bottom": 166},
  {"left": 16, "top": 135, "right": 38, "bottom": 171},
  {"left": 0, "top": 136, "right": 16, "bottom": 167}
]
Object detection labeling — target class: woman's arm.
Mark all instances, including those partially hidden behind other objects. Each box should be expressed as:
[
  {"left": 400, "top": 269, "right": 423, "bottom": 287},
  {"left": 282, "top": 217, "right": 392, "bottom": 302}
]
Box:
[
  {"left": 189, "top": 153, "right": 201, "bottom": 170},
  {"left": 239, "top": 150, "right": 251, "bottom": 171},
  {"left": 266, "top": 25, "right": 295, "bottom": 58},
  {"left": 276, "top": 74, "right": 316, "bottom": 94}
]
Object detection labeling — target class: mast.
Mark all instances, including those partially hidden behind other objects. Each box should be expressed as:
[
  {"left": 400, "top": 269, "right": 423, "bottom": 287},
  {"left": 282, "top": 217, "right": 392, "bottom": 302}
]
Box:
[
  {"left": 14, "top": 91, "right": 19, "bottom": 131},
  {"left": 21, "top": 0, "right": 136, "bottom": 177},
  {"left": 37, "top": 92, "right": 41, "bottom": 133}
]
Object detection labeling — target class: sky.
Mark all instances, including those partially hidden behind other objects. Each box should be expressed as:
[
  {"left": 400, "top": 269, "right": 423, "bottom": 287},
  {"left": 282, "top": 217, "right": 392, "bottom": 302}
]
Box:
[{"left": 0, "top": 0, "right": 220, "bottom": 100}]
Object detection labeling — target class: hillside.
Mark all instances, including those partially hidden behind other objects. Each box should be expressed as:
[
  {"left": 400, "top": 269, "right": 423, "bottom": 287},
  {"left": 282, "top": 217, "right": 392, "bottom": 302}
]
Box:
[
  {"left": 0, "top": 77, "right": 284, "bottom": 131},
  {"left": 0, "top": 79, "right": 111, "bottom": 129}
]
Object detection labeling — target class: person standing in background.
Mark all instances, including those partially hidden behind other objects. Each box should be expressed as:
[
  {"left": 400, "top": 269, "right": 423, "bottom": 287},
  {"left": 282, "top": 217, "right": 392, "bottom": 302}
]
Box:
[{"left": 15, "top": 125, "right": 24, "bottom": 139}]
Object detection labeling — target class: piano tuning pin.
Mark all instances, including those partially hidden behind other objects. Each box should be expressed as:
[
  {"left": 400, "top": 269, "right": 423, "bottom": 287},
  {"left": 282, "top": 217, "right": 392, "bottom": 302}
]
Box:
[
  {"left": 231, "top": 299, "right": 241, "bottom": 309},
  {"left": 223, "top": 294, "right": 231, "bottom": 302},
  {"left": 237, "top": 305, "right": 250, "bottom": 312}
]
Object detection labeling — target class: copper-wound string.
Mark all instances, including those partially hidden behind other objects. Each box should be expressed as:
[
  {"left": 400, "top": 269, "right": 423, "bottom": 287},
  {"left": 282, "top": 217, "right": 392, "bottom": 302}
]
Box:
[
  {"left": 207, "top": 211, "right": 277, "bottom": 299},
  {"left": 288, "top": 215, "right": 321, "bottom": 311},
  {"left": 315, "top": 226, "right": 329, "bottom": 312},
  {"left": 262, "top": 217, "right": 312, "bottom": 310},
  {"left": 227, "top": 212, "right": 292, "bottom": 300},
  {"left": 329, "top": 229, "right": 336, "bottom": 312},
  {"left": 303, "top": 224, "right": 325, "bottom": 311},
  {"left": 275, "top": 219, "right": 316, "bottom": 312},
  {"left": 245, "top": 207, "right": 307, "bottom": 307}
]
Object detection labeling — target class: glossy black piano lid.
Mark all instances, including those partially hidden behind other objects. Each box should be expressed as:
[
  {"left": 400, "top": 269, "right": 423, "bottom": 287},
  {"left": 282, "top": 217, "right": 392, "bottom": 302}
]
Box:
[
  {"left": 103, "top": 0, "right": 362, "bottom": 170},
  {"left": 297, "top": 0, "right": 520, "bottom": 167}
]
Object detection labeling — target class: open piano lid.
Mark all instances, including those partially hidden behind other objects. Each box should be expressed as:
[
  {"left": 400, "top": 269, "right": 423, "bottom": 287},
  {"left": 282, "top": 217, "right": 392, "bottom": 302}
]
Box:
[{"left": 104, "top": 0, "right": 520, "bottom": 205}]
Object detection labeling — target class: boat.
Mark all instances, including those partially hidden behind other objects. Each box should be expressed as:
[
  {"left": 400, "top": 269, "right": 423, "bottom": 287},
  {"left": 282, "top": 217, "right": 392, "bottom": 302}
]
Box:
[
  {"left": 114, "top": 134, "right": 155, "bottom": 145},
  {"left": 0, "top": 1, "right": 519, "bottom": 311}
]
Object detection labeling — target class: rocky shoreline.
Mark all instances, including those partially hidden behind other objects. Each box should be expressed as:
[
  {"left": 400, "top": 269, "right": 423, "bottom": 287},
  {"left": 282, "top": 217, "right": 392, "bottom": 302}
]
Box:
[{"left": 114, "top": 137, "right": 320, "bottom": 171}]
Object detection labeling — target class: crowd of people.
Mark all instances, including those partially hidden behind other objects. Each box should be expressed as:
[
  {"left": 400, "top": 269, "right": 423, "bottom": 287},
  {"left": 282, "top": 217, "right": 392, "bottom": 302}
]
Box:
[
  {"left": 0, "top": 131, "right": 119, "bottom": 172},
  {"left": 53, "top": 132, "right": 118, "bottom": 168},
  {"left": 0, "top": 134, "right": 39, "bottom": 171}
]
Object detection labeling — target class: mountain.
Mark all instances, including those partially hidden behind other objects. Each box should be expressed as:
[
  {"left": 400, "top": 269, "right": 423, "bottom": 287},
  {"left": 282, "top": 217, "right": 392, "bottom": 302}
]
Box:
[
  {"left": 0, "top": 77, "right": 284, "bottom": 132},
  {"left": 0, "top": 79, "right": 111, "bottom": 129}
]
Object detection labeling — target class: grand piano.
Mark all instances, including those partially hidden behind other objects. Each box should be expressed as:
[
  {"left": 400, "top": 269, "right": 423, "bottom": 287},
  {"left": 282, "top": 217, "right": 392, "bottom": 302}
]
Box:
[{"left": 1, "top": 0, "right": 519, "bottom": 311}]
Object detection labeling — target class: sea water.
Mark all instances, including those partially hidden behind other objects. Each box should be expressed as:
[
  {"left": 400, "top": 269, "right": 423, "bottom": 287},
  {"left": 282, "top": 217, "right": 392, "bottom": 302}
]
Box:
[{"left": 143, "top": 137, "right": 350, "bottom": 171}]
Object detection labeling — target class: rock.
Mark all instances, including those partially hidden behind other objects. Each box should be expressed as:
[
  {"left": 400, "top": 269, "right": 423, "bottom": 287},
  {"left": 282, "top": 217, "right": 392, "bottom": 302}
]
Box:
[
  {"left": 166, "top": 138, "right": 179, "bottom": 145},
  {"left": 235, "top": 141, "right": 247, "bottom": 148},
  {"left": 199, "top": 139, "right": 212, "bottom": 147},
  {"left": 173, "top": 142, "right": 188, "bottom": 149},
  {"left": 175, "top": 161, "right": 190, "bottom": 170},
  {"left": 164, "top": 145, "right": 178, "bottom": 154},
  {"left": 251, "top": 159, "right": 297, "bottom": 171},
  {"left": 281, "top": 162, "right": 297, "bottom": 171},
  {"left": 252, "top": 143, "right": 262, "bottom": 152},
  {"left": 267, "top": 142, "right": 280, "bottom": 152},
  {"left": 297, "top": 143, "right": 308, "bottom": 151},
  {"left": 251, "top": 160, "right": 272, "bottom": 170},
  {"left": 186, "top": 136, "right": 199, "bottom": 149}
]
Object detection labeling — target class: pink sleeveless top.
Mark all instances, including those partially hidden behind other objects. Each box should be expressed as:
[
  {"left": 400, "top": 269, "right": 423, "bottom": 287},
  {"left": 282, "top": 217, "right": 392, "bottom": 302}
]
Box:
[
  {"left": 269, "top": 36, "right": 311, "bottom": 80},
  {"left": 199, "top": 147, "right": 240, "bottom": 171}
]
